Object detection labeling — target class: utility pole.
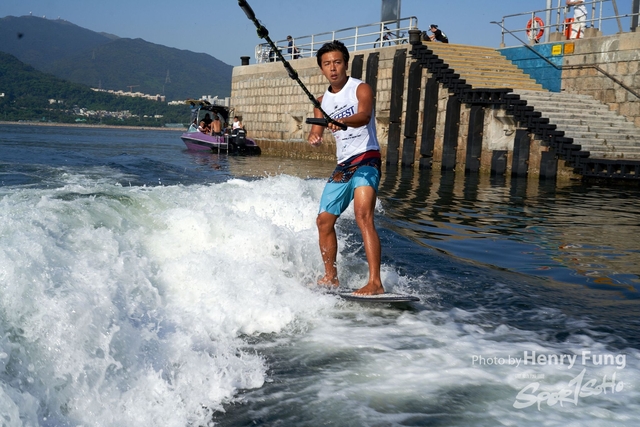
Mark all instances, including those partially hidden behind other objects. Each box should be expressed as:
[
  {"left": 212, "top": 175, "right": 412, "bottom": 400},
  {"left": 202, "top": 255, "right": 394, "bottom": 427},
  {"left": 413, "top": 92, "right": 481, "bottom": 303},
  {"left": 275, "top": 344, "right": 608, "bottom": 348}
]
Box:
[
  {"left": 632, "top": 0, "right": 640, "bottom": 31},
  {"left": 164, "top": 70, "right": 171, "bottom": 96}
]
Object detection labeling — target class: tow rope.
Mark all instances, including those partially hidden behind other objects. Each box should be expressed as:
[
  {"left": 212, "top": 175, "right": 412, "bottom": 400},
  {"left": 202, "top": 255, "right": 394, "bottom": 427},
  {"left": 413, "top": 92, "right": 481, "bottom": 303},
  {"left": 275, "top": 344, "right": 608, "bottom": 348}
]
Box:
[{"left": 237, "top": 0, "right": 347, "bottom": 130}]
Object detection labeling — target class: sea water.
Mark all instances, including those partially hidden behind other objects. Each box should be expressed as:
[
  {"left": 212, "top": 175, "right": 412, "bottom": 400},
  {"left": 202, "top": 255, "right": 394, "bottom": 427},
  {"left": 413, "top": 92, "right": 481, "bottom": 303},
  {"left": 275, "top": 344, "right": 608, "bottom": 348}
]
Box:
[{"left": 0, "top": 124, "right": 639, "bottom": 426}]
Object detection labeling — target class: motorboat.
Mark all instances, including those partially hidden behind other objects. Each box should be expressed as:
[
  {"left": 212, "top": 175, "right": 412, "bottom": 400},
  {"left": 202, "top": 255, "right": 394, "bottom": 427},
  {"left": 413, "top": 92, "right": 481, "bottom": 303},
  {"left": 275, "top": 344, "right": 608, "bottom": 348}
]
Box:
[{"left": 180, "top": 100, "right": 261, "bottom": 155}]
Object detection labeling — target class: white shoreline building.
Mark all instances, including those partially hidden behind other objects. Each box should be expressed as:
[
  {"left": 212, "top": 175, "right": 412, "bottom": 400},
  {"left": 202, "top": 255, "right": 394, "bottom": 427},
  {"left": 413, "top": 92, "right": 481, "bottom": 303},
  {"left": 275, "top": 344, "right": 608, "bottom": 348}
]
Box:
[{"left": 91, "top": 88, "right": 165, "bottom": 102}]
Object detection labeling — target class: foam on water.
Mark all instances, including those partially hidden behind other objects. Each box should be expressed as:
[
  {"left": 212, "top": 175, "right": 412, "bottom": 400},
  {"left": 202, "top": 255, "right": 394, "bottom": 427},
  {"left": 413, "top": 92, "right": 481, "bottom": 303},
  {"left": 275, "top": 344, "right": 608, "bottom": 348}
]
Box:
[
  {"left": 227, "top": 298, "right": 640, "bottom": 426},
  {"left": 0, "top": 173, "right": 340, "bottom": 426},
  {"left": 1, "top": 172, "right": 639, "bottom": 426}
]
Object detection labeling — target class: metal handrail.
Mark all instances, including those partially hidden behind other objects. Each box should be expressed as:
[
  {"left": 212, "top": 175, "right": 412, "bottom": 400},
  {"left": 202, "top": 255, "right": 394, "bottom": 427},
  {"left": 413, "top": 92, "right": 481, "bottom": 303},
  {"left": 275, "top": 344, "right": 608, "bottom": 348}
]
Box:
[
  {"left": 498, "top": 0, "right": 639, "bottom": 46},
  {"left": 255, "top": 16, "right": 419, "bottom": 63}
]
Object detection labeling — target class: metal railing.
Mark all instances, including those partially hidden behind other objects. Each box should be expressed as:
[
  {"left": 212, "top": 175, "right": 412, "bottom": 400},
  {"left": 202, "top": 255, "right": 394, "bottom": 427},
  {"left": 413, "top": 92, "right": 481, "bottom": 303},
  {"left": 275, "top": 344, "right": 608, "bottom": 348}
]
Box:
[
  {"left": 497, "top": 0, "right": 639, "bottom": 46},
  {"left": 255, "top": 16, "right": 418, "bottom": 64},
  {"left": 491, "top": 13, "right": 640, "bottom": 100}
]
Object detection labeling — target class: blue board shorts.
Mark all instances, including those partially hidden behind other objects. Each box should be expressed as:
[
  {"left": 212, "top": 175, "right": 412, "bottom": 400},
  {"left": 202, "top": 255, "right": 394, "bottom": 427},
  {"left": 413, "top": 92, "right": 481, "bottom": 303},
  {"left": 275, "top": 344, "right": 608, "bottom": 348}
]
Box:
[{"left": 319, "top": 151, "right": 381, "bottom": 216}]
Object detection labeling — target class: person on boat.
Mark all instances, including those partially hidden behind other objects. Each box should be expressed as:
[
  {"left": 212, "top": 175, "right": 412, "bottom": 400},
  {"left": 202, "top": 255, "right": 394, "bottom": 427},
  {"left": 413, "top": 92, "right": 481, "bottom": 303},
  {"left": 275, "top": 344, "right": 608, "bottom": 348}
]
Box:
[
  {"left": 202, "top": 113, "right": 213, "bottom": 130},
  {"left": 428, "top": 24, "right": 449, "bottom": 43},
  {"left": 198, "top": 120, "right": 210, "bottom": 133},
  {"left": 211, "top": 115, "right": 222, "bottom": 135},
  {"left": 307, "top": 40, "right": 383, "bottom": 296},
  {"left": 232, "top": 116, "right": 243, "bottom": 130},
  {"left": 189, "top": 101, "right": 198, "bottom": 124},
  {"left": 231, "top": 116, "right": 244, "bottom": 135}
]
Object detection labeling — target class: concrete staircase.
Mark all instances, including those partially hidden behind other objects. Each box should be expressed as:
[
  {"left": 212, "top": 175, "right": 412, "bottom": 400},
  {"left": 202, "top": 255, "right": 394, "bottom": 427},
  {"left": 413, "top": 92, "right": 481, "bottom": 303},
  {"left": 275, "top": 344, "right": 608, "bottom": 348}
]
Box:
[
  {"left": 424, "top": 43, "right": 545, "bottom": 91},
  {"left": 421, "top": 42, "right": 640, "bottom": 161},
  {"left": 513, "top": 90, "right": 640, "bottom": 159}
]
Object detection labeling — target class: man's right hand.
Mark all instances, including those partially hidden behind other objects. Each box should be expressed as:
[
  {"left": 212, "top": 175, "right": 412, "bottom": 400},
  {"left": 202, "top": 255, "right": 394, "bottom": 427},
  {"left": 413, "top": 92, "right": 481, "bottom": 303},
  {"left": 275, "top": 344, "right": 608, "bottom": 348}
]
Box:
[{"left": 308, "top": 133, "right": 322, "bottom": 146}]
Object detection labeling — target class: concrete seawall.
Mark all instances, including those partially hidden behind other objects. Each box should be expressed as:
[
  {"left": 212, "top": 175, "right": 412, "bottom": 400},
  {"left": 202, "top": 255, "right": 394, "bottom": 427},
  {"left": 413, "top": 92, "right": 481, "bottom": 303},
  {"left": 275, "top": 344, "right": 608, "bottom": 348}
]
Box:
[
  {"left": 230, "top": 49, "right": 398, "bottom": 161},
  {"left": 231, "top": 32, "right": 639, "bottom": 179}
]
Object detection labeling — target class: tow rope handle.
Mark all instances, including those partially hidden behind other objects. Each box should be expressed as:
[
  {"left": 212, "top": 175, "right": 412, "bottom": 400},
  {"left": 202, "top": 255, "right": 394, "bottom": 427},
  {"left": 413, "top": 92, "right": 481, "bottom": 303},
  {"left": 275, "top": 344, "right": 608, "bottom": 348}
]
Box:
[
  {"left": 305, "top": 118, "right": 345, "bottom": 128},
  {"left": 237, "top": 0, "right": 347, "bottom": 130}
]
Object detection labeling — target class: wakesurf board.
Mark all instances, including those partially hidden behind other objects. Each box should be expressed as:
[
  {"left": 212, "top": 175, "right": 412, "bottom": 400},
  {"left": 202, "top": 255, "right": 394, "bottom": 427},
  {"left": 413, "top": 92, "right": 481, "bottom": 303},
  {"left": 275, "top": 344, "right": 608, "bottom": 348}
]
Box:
[{"left": 338, "top": 292, "right": 420, "bottom": 303}]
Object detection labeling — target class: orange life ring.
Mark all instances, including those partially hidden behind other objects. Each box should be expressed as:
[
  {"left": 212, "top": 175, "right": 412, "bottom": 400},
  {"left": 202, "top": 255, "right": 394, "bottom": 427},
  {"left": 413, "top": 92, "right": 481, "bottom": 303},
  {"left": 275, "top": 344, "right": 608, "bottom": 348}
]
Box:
[{"left": 526, "top": 17, "right": 545, "bottom": 42}]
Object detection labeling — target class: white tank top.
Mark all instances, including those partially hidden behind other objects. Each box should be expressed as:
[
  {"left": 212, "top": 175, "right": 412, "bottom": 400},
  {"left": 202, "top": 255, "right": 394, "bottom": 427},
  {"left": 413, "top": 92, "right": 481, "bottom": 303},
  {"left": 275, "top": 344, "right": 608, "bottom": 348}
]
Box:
[{"left": 321, "top": 77, "right": 380, "bottom": 163}]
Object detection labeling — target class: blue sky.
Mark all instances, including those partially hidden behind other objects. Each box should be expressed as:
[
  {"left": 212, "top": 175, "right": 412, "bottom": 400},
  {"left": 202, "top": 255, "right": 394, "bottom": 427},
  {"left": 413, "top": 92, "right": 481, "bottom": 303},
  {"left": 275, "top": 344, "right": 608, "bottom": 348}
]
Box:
[{"left": 1, "top": 0, "right": 632, "bottom": 66}]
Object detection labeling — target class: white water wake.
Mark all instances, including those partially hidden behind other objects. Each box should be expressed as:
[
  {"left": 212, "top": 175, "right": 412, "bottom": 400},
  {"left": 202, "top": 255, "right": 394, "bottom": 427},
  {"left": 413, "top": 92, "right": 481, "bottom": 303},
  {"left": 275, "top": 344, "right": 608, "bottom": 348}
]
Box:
[{"left": 0, "top": 175, "right": 342, "bottom": 426}]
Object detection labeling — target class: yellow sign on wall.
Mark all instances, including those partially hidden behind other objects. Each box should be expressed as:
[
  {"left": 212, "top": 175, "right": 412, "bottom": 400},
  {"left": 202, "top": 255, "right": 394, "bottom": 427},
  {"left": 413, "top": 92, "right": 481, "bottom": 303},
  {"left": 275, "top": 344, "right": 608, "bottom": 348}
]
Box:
[
  {"left": 565, "top": 43, "right": 575, "bottom": 54},
  {"left": 552, "top": 44, "right": 563, "bottom": 55}
]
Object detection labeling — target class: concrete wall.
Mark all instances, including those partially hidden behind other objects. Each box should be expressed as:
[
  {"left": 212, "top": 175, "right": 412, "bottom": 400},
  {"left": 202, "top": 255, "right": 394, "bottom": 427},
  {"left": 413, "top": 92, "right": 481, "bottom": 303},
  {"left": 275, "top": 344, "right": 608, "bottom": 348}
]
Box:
[
  {"left": 562, "top": 32, "right": 640, "bottom": 128},
  {"left": 499, "top": 44, "right": 563, "bottom": 92},
  {"left": 231, "top": 47, "right": 404, "bottom": 160}
]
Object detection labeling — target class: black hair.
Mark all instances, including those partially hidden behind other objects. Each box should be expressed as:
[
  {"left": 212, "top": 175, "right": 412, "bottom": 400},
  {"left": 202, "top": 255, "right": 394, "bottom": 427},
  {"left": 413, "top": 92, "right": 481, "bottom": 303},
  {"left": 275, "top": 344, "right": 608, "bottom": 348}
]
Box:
[{"left": 316, "top": 40, "right": 350, "bottom": 67}]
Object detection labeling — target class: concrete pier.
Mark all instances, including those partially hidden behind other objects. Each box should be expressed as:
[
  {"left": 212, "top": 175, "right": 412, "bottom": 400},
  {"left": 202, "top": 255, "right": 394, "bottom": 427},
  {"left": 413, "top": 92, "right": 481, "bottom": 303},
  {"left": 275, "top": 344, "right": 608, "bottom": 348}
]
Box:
[{"left": 231, "top": 31, "right": 640, "bottom": 181}]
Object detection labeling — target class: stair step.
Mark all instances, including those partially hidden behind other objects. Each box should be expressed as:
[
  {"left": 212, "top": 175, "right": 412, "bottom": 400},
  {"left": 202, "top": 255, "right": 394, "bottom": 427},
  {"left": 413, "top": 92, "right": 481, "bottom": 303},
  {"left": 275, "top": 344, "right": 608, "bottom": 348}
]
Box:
[
  {"left": 582, "top": 147, "right": 640, "bottom": 154},
  {"left": 533, "top": 101, "right": 613, "bottom": 109},
  {"left": 566, "top": 131, "right": 640, "bottom": 141},
  {"left": 442, "top": 59, "right": 524, "bottom": 70},
  {"left": 575, "top": 140, "right": 639, "bottom": 148},
  {"left": 463, "top": 78, "right": 543, "bottom": 87},
  {"left": 542, "top": 114, "right": 631, "bottom": 123},
  {"left": 551, "top": 122, "right": 636, "bottom": 132},
  {"left": 450, "top": 66, "right": 533, "bottom": 76},
  {"left": 540, "top": 109, "right": 620, "bottom": 118},
  {"left": 426, "top": 46, "right": 502, "bottom": 57},
  {"left": 515, "top": 91, "right": 605, "bottom": 102},
  {"left": 458, "top": 73, "right": 541, "bottom": 83},
  {"left": 524, "top": 99, "right": 614, "bottom": 110},
  {"left": 467, "top": 82, "right": 543, "bottom": 90},
  {"left": 584, "top": 149, "right": 640, "bottom": 159},
  {"left": 589, "top": 152, "right": 640, "bottom": 160},
  {"left": 545, "top": 120, "right": 633, "bottom": 129}
]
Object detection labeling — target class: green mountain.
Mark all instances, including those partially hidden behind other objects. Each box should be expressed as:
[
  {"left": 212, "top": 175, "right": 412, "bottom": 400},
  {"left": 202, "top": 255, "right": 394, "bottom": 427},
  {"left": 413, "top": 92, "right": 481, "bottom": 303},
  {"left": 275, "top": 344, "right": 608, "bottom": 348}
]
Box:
[
  {"left": 47, "top": 37, "right": 232, "bottom": 102},
  {"left": 0, "top": 15, "right": 113, "bottom": 70},
  {"left": 0, "top": 51, "right": 189, "bottom": 126},
  {"left": 0, "top": 15, "right": 232, "bottom": 101}
]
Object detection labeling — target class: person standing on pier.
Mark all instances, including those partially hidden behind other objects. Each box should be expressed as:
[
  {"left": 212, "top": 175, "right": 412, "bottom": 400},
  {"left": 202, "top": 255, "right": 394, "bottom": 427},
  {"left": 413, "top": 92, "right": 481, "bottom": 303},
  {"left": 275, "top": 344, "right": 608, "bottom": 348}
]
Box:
[
  {"left": 287, "top": 35, "right": 301, "bottom": 59},
  {"left": 567, "top": 0, "right": 588, "bottom": 39},
  {"left": 307, "top": 40, "right": 383, "bottom": 296}
]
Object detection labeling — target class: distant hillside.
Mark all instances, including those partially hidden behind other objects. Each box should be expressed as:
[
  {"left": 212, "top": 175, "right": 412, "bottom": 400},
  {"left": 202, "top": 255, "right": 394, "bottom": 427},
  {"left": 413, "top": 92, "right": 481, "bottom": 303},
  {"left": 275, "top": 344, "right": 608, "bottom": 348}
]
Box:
[
  {"left": 0, "top": 15, "right": 112, "bottom": 70},
  {"left": 0, "top": 51, "right": 189, "bottom": 126},
  {"left": 46, "top": 38, "right": 232, "bottom": 102},
  {"left": 0, "top": 15, "right": 232, "bottom": 101}
]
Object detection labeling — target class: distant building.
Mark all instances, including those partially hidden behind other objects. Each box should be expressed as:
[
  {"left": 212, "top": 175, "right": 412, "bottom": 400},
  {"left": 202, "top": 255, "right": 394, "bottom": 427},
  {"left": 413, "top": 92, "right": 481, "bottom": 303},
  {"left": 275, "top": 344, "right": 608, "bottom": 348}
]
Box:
[
  {"left": 168, "top": 95, "right": 230, "bottom": 107},
  {"left": 91, "top": 88, "right": 166, "bottom": 102}
]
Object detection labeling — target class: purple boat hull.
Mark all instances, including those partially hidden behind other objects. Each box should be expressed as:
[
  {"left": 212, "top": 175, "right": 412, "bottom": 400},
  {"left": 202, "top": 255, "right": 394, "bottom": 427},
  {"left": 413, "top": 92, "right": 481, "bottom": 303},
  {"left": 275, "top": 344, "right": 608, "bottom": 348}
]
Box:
[{"left": 180, "top": 127, "right": 261, "bottom": 155}]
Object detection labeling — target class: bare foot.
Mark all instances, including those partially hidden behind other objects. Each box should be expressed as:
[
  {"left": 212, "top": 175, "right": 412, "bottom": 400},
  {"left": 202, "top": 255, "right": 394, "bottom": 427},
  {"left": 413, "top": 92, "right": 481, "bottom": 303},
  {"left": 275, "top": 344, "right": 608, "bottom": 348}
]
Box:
[
  {"left": 317, "top": 274, "right": 339, "bottom": 289},
  {"left": 353, "top": 282, "right": 385, "bottom": 295}
]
